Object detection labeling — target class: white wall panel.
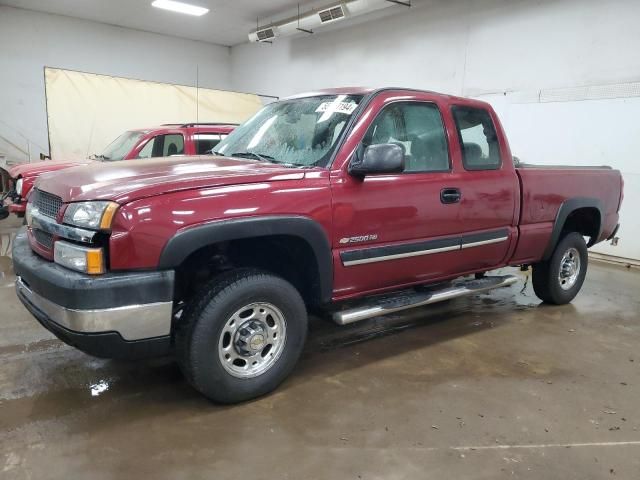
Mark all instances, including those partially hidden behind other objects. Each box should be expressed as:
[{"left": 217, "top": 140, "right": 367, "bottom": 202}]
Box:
[{"left": 231, "top": 0, "right": 640, "bottom": 98}]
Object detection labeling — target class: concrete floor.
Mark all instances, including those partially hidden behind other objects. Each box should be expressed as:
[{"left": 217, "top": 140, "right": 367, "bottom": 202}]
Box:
[{"left": 1, "top": 215, "right": 639, "bottom": 480}]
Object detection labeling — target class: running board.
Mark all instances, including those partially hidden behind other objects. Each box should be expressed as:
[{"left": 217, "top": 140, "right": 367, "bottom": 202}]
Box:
[{"left": 332, "top": 274, "right": 519, "bottom": 325}]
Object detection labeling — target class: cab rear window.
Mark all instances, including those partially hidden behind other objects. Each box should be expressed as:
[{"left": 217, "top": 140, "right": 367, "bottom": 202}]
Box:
[{"left": 452, "top": 106, "right": 501, "bottom": 170}]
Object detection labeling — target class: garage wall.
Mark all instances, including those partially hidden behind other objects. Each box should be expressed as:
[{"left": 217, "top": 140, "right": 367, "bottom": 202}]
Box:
[
  {"left": 0, "top": 5, "right": 232, "bottom": 164},
  {"left": 230, "top": 0, "right": 640, "bottom": 98},
  {"left": 230, "top": 0, "right": 640, "bottom": 261}
]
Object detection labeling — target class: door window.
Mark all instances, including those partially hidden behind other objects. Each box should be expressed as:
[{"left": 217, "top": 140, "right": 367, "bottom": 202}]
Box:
[
  {"left": 136, "top": 138, "right": 155, "bottom": 158},
  {"left": 452, "top": 106, "right": 501, "bottom": 170},
  {"left": 362, "top": 102, "right": 449, "bottom": 172},
  {"left": 136, "top": 134, "right": 184, "bottom": 158},
  {"left": 162, "top": 134, "right": 184, "bottom": 156}
]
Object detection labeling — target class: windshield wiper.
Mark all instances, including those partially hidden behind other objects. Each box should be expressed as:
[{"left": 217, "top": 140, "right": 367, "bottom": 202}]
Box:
[
  {"left": 230, "top": 151, "right": 277, "bottom": 163},
  {"left": 229, "top": 151, "right": 304, "bottom": 169}
]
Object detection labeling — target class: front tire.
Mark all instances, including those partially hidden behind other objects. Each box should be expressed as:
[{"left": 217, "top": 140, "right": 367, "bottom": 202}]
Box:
[
  {"left": 532, "top": 232, "right": 588, "bottom": 305},
  {"left": 176, "top": 268, "right": 308, "bottom": 403}
]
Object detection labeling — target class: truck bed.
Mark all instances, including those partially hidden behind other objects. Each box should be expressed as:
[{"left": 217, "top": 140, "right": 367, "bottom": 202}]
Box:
[{"left": 511, "top": 165, "right": 623, "bottom": 265}]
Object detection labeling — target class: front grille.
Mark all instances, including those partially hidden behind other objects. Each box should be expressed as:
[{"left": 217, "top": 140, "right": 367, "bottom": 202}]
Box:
[
  {"left": 32, "top": 189, "right": 63, "bottom": 219},
  {"left": 33, "top": 228, "right": 54, "bottom": 249}
]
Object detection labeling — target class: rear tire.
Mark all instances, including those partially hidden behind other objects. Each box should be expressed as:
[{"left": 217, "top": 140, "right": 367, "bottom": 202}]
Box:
[
  {"left": 176, "top": 268, "right": 307, "bottom": 404},
  {"left": 532, "top": 232, "right": 588, "bottom": 305}
]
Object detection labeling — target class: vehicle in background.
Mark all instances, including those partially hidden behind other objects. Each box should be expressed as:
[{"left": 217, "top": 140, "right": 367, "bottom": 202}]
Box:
[
  {"left": 2, "top": 123, "right": 236, "bottom": 219},
  {"left": 0, "top": 169, "right": 12, "bottom": 220},
  {"left": 13, "top": 88, "right": 623, "bottom": 403}
]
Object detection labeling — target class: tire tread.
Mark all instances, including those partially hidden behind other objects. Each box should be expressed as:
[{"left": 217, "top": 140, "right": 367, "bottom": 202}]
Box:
[
  {"left": 532, "top": 232, "right": 588, "bottom": 305},
  {"left": 175, "top": 268, "right": 307, "bottom": 403}
]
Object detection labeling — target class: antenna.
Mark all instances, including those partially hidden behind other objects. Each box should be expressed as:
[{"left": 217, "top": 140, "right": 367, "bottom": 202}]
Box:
[
  {"left": 196, "top": 65, "right": 199, "bottom": 123},
  {"left": 296, "top": 3, "right": 313, "bottom": 34},
  {"left": 85, "top": 117, "right": 96, "bottom": 159}
]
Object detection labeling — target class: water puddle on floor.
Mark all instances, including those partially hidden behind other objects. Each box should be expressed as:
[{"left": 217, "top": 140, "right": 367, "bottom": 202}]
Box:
[{"left": 309, "top": 275, "right": 538, "bottom": 353}]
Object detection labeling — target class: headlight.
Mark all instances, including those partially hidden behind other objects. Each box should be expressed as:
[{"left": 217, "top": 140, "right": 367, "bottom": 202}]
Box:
[
  {"left": 54, "top": 241, "right": 105, "bottom": 274},
  {"left": 15, "top": 178, "right": 23, "bottom": 196},
  {"left": 63, "top": 201, "right": 119, "bottom": 230}
]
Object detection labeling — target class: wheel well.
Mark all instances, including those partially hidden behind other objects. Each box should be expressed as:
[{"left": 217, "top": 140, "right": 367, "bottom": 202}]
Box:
[
  {"left": 562, "top": 207, "right": 601, "bottom": 245},
  {"left": 173, "top": 235, "right": 323, "bottom": 308}
]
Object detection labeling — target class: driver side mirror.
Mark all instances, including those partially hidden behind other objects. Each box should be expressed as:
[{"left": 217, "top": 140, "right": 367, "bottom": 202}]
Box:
[{"left": 349, "top": 143, "right": 405, "bottom": 177}]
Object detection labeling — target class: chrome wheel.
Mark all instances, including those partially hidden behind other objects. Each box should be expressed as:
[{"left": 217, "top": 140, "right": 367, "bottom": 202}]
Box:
[
  {"left": 218, "top": 302, "right": 287, "bottom": 378},
  {"left": 558, "top": 247, "right": 581, "bottom": 290}
]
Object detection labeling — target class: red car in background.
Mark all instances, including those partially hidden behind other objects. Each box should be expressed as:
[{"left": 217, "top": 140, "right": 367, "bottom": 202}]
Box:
[{"left": 2, "top": 123, "right": 236, "bottom": 218}]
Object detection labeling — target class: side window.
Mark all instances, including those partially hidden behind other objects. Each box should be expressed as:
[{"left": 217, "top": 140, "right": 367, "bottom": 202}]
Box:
[
  {"left": 452, "top": 106, "right": 501, "bottom": 170},
  {"left": 363, "top": 102, "right": 449, "bottom": 172},
  {"left": 194, "top": 133, "right": 224, "bottom": 154},
  {"left": 136, "top": 137, "right": 156, "bottom": 158},
  {"left": 162, "top": 134, "right": 184, "bottom": 156},
  {"left": 136, "top": 134, "right": 184, "bottom": 159}
]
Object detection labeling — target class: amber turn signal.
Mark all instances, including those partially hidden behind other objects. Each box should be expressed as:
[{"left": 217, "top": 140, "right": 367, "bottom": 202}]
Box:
[
  {"left": 86, "top": 249, "right": 105, "bottom": 275},
  {"left": 99, "top": 202, "right": 120, "bottom": 230}
]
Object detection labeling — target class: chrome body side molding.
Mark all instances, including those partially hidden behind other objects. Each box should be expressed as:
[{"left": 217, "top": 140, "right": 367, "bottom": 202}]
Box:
[{"left": 340, "top": 229, "right": 510, "bottom": 266}]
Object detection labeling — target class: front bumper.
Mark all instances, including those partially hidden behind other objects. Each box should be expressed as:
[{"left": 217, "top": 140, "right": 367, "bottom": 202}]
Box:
[{"left": 12, "top": 230, "right": 175, "bottom": 359}]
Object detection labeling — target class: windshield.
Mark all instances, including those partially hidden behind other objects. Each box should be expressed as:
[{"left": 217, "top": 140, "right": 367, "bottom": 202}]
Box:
[
  {"left": 215, "top": 94, "right": 363, "bottom": 168},
  {"left": 99, "top": 131, "right": 144, "bottom": 161}
]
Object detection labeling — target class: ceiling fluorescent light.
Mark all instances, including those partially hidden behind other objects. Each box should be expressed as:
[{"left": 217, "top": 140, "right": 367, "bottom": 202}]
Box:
[{"left": 151, "top": 0, "right": 209, "bottom": 16}]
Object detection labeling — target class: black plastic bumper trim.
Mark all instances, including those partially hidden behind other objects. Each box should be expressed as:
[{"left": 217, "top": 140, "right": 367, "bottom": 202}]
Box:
[
  {"left": 12, "top": 229, "right": 174, "bottom": 310},
  {"left": 461, "top": 228, "right": 510, "bottom": 245}
]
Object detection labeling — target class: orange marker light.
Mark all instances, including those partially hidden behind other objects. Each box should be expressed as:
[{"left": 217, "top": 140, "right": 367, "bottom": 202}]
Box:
[
  {"left": 99, "top": 202, "right": 119, "bottom": 230},
  {"left": 86, "top": 249, "right": 105, "bottom": 275}
]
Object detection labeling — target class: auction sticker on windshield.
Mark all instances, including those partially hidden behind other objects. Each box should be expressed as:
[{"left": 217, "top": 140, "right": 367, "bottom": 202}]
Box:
[{"left": 315, "top": 101, "right": 358, "bottom": 114}]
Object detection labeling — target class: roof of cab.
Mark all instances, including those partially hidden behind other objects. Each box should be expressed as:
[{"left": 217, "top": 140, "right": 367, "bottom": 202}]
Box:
[
  {"left": 284, "top": 87, "right": 377, "bottom": 100},
  {"left": 128, "top": 123, "right": 237, "bottom": 133},
  {"left": 282, "top": 86, "right": 475, "bottom": 103}
]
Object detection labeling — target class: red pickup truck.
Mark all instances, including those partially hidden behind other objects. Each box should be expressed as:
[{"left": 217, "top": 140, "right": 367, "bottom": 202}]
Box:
[
  {"left": 13, "top": 88, "right": 623, "bottom": 403},
  {"left": 1, "top": 123, "right": 236, "bottom": 218}
]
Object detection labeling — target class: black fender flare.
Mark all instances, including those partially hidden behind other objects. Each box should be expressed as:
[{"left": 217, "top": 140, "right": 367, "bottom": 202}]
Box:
[
  {"left": 543, "top": 197, "right": 603, "bottom": 260},
  {"left": 158, "top": 215, "right": 333, "bottom": 304}
]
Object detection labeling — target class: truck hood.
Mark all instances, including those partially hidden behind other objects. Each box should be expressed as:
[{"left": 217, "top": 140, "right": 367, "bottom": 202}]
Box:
[
  {"left": 9, "top": 160, "right": 92, "bottom": 178},
  {"left": 36, "top": 155, "right": 306, "bottom": 203}
]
